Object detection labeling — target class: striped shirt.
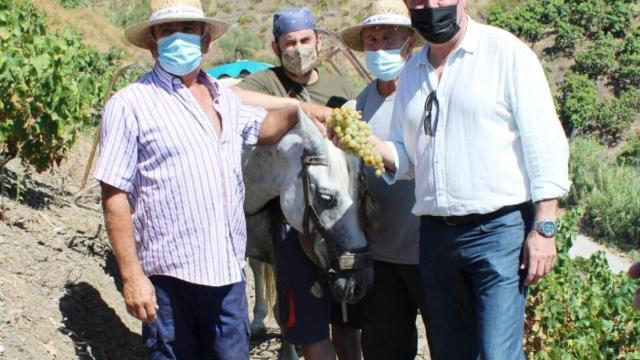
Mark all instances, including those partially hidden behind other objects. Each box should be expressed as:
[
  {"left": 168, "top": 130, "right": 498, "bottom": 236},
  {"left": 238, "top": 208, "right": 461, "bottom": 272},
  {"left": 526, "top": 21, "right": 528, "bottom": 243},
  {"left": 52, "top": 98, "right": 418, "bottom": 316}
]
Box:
[{"left": 94, "top": 65, "right": 267, "bottom": 287}]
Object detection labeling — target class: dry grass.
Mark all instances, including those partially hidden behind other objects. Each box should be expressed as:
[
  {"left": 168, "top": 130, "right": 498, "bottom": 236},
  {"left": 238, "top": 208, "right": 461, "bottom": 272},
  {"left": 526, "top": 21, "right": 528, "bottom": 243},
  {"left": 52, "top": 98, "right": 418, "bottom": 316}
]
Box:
[{"left": 32, "top": 0, "right": 148, "bottom": 64}]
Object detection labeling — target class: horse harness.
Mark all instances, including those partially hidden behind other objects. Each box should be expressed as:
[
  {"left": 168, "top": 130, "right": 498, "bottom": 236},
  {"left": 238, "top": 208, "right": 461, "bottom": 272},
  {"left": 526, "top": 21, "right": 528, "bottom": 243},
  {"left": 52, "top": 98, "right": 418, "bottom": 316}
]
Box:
[{"left": 300, "top": 154, "right": 372, "bottom": 273}]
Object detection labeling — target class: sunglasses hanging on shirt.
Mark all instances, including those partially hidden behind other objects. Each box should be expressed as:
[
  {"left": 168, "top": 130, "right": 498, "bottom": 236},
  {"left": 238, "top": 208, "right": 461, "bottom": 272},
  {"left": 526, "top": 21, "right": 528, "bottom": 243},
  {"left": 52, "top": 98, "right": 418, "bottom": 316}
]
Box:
[{"left": 423, "top": 90, "right": 439, "bottom": 137}]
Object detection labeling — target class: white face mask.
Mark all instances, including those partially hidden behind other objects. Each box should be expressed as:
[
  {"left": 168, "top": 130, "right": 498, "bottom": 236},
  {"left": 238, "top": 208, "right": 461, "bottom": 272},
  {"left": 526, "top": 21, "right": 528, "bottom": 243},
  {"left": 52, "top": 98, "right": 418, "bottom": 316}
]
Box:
[{"left": 280, "top": 46, "right": 318, "bottom": 77}]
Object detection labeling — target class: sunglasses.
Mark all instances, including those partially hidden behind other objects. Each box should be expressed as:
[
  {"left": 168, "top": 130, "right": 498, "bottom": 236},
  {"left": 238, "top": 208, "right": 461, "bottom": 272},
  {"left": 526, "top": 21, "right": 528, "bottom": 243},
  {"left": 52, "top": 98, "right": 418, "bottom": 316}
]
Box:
[{"left": 423, "top": 90, "right": 439, "bottom": 137}]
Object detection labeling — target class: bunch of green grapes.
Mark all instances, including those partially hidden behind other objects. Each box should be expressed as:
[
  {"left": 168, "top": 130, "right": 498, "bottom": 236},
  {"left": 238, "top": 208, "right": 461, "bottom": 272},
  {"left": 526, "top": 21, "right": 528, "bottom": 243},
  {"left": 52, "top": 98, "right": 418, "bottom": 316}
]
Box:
[{"left": 326, "top": 108, "right": 385, "bottom": 177}]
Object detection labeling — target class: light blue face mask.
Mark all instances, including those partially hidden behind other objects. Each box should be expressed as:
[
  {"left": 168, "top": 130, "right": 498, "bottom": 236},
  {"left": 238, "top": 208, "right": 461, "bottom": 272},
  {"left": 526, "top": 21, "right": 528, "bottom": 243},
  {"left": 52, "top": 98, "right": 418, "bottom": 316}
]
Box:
[
  {"left": 365, "top": 48, "right": 406, "bottom": 81},
  {"left": 157, "top": 32, "right": 203, "bottom": 76}
]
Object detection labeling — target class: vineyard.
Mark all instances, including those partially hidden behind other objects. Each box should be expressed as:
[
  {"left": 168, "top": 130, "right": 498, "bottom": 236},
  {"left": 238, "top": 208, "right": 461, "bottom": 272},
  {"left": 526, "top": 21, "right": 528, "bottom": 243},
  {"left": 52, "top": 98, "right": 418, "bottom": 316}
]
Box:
[
  {"left": 0, "top": 0, "right": 122, "bottom": 173},
  {"left": 0, "top": 0, "right": 639, "bottom": 359}
]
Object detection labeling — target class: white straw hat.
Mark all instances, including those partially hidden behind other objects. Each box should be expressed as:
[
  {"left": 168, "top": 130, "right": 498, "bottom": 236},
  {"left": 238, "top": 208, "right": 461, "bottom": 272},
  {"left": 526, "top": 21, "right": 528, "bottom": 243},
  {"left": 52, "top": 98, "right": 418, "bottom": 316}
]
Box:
[
  {"left": 339, "top": 0, "right": 422, "bottom": 52},
  {"left": 125, "top": 0, "right": 229, "bottom": 49}
]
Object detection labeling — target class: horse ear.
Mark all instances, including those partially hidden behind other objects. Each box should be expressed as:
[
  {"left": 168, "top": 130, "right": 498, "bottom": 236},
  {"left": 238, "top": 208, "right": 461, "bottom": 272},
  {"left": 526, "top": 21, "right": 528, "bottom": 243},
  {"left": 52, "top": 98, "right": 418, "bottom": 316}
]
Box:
[{"left": 298, "top": 106, "right": 326, "bottom": 155}]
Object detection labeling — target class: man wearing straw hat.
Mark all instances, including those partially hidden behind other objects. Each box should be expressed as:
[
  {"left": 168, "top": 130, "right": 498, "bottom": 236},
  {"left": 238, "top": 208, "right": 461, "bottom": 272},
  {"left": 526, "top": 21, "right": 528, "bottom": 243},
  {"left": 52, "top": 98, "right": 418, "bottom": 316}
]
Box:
[
  {"left": 332, "top": 0, "right": 570, "bottom": 358},
  {"left": 339, "top": 1, "right": 429, "bottom": 358},
  {"left": 94, "top": 1, "right": 324, "bottom": 358},
  {"left": 233, "top": 7, "right": 362, "bottom": 360}
]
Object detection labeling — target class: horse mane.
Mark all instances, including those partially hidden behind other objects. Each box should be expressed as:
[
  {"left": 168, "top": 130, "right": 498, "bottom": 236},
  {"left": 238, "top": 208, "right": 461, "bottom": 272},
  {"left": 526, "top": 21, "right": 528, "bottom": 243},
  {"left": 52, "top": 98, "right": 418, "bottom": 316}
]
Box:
[{"left": 324, "top": 139, "right": 357, "bottom": 196}]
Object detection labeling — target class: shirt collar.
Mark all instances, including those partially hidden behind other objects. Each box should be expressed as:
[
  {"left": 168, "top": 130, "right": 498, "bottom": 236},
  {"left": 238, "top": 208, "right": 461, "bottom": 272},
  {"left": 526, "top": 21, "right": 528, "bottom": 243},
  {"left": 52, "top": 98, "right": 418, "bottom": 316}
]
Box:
[
  {"left": 416, "top": 16, "right": 479, "bottom": 67},
  {"left": 152, "top": 63, "right": 221, "bottom": 99}
]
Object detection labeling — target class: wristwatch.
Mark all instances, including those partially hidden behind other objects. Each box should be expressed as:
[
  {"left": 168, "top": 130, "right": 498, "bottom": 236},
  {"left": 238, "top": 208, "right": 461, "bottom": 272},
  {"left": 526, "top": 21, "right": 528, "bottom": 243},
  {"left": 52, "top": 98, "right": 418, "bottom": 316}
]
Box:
[{"left": 534, "top": 220, "right": 557, "bottom": 238}]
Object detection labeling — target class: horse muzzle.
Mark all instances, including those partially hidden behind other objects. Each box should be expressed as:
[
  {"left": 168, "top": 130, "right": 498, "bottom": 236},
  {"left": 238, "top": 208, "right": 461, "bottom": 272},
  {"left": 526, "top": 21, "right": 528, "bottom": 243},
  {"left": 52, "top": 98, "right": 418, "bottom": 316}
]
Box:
[{"left": 327, "top": 265, "right": 374, "bottom": 304}]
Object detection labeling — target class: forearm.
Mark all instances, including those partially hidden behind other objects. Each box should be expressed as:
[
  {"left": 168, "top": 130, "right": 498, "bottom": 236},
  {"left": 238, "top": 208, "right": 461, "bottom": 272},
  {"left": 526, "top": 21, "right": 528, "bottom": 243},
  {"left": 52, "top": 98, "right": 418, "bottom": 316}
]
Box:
[
  {"left": 101, "top": 183, "right": 143, "bottom": 280},
  {"left": 257, "top": 105, "right": 298, "bottom": 145},
  {"left": 534, "top": 198, "right": 559, "bottom": 222},
  {"left": 370, "top": 135, "right": 397, "bottom": 173},
  {"left": 232, "top": 86, "right": 298, "bottom": 110}
]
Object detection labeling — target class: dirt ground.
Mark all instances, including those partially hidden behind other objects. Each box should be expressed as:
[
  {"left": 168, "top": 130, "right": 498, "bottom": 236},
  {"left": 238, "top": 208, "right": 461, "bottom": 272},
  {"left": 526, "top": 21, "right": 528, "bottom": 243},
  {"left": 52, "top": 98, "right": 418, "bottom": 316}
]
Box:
[{"left": 0, "top": 134, "right": 430, "bottom": 359}]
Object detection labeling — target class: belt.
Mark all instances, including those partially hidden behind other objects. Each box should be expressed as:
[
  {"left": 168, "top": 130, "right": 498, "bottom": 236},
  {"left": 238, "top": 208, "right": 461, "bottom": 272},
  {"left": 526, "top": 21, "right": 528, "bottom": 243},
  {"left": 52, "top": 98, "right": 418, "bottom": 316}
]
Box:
[{"left": 423, "top": 202, "right": 530, "bottom": 226}]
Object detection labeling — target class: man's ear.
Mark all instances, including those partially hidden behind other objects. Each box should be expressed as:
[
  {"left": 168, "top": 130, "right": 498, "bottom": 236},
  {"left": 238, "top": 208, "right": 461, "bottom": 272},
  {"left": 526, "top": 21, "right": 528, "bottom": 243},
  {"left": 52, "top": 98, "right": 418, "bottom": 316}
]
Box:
[
  {"left": 201, "top": 31, "right": 212, "bottom": 54},
  {"left": 402, "top": 35, "right": 416, "bottom": 59},
  {"left": 271, "top": 40, "right": 280, "bottom": 57},
  {"left": 149, "top": 40, "right": 159, "bottom": 59}
]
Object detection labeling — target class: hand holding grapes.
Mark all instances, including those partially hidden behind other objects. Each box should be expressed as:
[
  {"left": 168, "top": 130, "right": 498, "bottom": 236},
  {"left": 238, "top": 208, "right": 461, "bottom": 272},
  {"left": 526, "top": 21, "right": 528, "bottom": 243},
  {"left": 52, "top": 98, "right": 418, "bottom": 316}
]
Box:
[{"left": 326, "top": 108, "right": 385, "bottom": 177}]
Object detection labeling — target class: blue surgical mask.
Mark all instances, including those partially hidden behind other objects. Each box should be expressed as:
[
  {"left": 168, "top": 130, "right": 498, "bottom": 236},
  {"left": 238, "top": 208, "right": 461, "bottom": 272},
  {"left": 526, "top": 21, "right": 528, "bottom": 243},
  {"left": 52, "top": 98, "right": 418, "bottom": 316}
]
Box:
[
  {"left": 365, "top": 48, "right": 406, "bottom": 81},
  {"left": 157, "top": 32, "right": 203, "bottom": 76}
]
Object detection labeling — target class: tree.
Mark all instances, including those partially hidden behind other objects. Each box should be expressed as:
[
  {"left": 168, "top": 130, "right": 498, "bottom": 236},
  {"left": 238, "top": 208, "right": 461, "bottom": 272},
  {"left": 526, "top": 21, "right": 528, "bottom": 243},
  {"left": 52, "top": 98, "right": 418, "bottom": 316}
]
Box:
[{"left": 216, "top": 26, "right": 264, "bottom": 63}]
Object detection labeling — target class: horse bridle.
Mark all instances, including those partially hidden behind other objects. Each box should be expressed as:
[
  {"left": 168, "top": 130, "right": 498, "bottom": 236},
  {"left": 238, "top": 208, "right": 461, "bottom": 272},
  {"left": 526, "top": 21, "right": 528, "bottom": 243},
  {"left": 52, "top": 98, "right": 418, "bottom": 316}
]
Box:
[{"left": 300, "top": 154, "right": 372, "bottom": 272}]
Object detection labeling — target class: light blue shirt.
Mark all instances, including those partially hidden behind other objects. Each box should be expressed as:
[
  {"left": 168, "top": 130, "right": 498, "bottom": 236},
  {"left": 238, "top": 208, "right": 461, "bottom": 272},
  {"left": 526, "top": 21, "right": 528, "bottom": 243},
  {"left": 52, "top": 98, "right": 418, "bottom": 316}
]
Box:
[
  {"left": 357, "top": 81, "right": 419, "bottom": 265},
  {"left": 386, "top": 17, "right": 570, "bottom": 217}
]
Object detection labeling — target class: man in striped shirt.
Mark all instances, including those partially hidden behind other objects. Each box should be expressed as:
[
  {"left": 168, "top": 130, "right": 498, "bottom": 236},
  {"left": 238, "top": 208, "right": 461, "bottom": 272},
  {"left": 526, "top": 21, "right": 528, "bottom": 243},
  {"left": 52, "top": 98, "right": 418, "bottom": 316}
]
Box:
[{"left": 94, "top": 1, "right": 324, "bottom": 358}]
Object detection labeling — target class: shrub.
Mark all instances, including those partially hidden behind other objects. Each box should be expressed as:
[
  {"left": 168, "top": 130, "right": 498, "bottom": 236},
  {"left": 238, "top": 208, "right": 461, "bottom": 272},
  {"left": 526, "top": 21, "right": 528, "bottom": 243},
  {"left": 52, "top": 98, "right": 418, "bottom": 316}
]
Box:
[
  {"left": 0, "top": 0, "right": 120, "bottom": 171},
  {"left": 573, "top": 33, "right": 619, "bottom": 79},
  {"left": 567, "top": 138, "right": 608, "bottom": 206},
  {"left": 525, "top": 207, "right": 640, "bottom": 358},
  {"left": 593, "top": 89, "right": 640, "bottom": 145},
  {"left": 568, "top": 138, "right": 640, "bottom": 250},
  {"left": 557, "top": 72, "right": 598, "bottom": 136},
  {"left": 613, "top": 29, "right": 640, "bottom": 92},
  {"left": 60, "top": 0, "right": 84, "bottom": 8},
  {"left": 586, "top": 165, "right": 640, "bottom": 250},
  {"left": 618, "top": 132, "right": 640, "bottom": 167},
  {"left": 216, "top": 26, "right": 264, "bottom": 63}
]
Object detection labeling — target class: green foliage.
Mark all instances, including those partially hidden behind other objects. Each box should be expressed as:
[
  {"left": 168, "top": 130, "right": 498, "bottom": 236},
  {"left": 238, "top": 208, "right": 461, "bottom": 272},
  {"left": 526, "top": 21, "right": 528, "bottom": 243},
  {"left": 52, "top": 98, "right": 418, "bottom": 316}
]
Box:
[
  {"left": 525, "top": 207, "right": 640, "bottom": 358},
  {"left": 558, "top": 72, "right": 638, "bottom": 145},
  {"left": 557, "top": 72, "right": 598, "bottom": 136},
  {"left": 487, "top": 5, "right": 545, "bottom": 45},
  {"left": 487, "top": 0, "right": 637, "bottom": 56},
  {"left": 573, "top": 33, "right": 619, "bottom": 79},
  {"left": 568, "top": 138, "right": 640, "bottom": 250},
  {"left": 237, "top": 14, "right": 252, "bottom": 26},
  {"left": 216, "top": 26, "right": 264, "bottom": 63},
  {"left": 614, "top": 29, "right": 640, "bottom": 92},
  {"left": 60, "top": 0, "right": 84, "bottom": 9},
  {"left": 618, "top": 132, "right": 640, "bottom": 167},
  {"left": 567, "top": 137, "right": 608, "bottom": 206},
  {"left": 0, "top": 0, "right": 121, "bottom": 171},
  {"left": 593, "top": 89, "right": 640, "bottom": 145}
]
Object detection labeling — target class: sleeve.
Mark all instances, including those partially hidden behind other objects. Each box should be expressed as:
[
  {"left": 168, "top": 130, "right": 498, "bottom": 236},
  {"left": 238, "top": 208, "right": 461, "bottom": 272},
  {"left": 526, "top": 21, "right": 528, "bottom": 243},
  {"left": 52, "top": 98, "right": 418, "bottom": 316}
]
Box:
[
  {"left": 93, "top": 95, "right": 139, "bottom": 193},
  {"left": 509, "top": 44, "right": 571, "bottom": 202},
  {"left": 228, "top": 87, "right": 268, "bottom": 150},
  {"left": 382, "top": 83, "right": 414, "bottom": 184}
]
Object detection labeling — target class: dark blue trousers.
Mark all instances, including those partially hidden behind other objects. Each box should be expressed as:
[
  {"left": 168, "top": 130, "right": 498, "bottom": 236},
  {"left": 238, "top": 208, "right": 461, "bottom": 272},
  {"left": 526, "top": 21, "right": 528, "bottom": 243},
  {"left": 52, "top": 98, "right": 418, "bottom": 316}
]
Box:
[
  {"left": 142, "top": 275, "right": 249, "bottom": 360},
  {"left": 420, "top": 207, "right": 533, "bottom": 360}
]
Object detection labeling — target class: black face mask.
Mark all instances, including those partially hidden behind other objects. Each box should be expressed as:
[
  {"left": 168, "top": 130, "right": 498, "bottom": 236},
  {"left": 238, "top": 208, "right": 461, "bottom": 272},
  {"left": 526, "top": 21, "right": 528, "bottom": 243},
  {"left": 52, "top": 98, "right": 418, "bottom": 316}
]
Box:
[{"left": 410, "top": 3, "right": 460, "bottom": 44}]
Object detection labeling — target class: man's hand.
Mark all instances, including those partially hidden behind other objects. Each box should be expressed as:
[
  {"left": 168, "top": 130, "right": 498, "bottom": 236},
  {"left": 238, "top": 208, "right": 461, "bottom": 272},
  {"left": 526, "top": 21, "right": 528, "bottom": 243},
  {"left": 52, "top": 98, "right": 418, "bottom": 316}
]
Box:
[
  {"left": 300, "top": 101, "right": 332, "bottom": 125},
  {"left": 629, "top": 262, "right": 640, "bottom": 309},
  {"left": 122, "top": 271, "right": 157, "bottom": 323},
  {"left": 520, "top": 230, "right": 557, "bottom": 285}
]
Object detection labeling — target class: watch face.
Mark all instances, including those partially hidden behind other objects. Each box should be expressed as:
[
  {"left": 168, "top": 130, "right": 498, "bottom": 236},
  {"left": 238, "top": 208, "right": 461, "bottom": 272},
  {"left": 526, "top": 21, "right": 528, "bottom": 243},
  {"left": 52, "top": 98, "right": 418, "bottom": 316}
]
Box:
[{"left": 540, "top": 221, "right": 557, "bottom": 237}]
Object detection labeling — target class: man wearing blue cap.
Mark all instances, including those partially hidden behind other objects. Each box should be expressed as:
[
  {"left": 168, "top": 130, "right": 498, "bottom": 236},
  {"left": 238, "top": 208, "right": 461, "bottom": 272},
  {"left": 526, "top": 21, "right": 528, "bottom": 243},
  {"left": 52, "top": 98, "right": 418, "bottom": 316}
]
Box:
[{"left": 233, "top": 6, "right": 361, "bottom": 360}]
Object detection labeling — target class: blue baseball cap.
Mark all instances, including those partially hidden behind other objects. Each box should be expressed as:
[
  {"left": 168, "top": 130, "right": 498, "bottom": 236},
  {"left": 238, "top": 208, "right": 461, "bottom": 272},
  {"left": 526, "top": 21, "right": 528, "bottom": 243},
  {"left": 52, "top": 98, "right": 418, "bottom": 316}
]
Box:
[{"left": 273, "top": 7, "right": 318, "bottom": 40}]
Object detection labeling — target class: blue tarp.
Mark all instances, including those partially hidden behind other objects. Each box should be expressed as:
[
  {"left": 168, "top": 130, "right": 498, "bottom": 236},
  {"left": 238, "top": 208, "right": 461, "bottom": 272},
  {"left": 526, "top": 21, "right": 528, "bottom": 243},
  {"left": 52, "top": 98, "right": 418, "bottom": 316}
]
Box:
[{"left": 207, "top": 60, "right": 273, "bottom": 79}]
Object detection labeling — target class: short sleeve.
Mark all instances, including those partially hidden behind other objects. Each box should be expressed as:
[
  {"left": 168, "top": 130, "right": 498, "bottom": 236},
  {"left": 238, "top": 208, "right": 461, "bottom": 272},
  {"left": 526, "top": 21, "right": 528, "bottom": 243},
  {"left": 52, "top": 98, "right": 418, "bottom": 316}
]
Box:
[
  {"left": 93, "top": 95, "right": 139, "bottom": 193},
  {"left": 226, "top": 87, "right": 268, "bottom": 149}
]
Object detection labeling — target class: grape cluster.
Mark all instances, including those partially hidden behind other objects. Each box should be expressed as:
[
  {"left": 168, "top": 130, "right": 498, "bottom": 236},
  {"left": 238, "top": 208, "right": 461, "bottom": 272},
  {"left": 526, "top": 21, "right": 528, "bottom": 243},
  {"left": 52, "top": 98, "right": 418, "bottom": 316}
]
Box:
[{"left": 326, "top": 108, "right": 385, "bottom": 177}]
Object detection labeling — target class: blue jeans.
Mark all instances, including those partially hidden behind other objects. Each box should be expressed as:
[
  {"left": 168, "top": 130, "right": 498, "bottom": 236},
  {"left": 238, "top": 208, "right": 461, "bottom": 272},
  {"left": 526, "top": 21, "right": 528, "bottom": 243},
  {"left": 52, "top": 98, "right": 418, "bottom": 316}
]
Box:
[
  {"left": 142, "top": 276, "right": 249, "bottom": 360},
  {"left": 419, "top": 207, "right": 533, "bottom": 360}
]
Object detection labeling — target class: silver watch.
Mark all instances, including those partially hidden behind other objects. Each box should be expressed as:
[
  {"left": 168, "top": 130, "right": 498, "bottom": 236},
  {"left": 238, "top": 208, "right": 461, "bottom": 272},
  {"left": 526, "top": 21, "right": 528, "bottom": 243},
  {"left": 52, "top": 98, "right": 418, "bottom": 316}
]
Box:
[{"left": 534, "top": 220, "right": 557, "bottom": 238}]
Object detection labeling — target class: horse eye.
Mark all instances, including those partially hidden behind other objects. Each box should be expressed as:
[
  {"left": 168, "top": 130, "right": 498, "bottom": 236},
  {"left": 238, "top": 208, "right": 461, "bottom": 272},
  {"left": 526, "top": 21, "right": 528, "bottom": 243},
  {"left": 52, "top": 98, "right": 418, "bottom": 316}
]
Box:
[{"left": 319, "top": 193, "right": 336, "bottom": 207}]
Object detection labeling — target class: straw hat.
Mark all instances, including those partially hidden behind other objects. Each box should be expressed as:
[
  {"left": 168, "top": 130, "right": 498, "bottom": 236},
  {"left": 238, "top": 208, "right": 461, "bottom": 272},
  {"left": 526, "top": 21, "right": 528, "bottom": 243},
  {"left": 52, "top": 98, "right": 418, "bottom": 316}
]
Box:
[
  {"left": 125, "top": 0, "right": 229, "bottom": 49},
  {"left": 339, "top": 0, "right": 422, "bottom": 52}
]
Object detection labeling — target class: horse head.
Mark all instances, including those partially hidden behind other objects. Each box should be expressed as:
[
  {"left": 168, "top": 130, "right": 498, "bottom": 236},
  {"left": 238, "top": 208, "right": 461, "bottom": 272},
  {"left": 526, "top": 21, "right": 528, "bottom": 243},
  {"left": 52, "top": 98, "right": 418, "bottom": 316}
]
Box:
[{"left": 276, "top": 107, "right": 374, "bottom": 304}]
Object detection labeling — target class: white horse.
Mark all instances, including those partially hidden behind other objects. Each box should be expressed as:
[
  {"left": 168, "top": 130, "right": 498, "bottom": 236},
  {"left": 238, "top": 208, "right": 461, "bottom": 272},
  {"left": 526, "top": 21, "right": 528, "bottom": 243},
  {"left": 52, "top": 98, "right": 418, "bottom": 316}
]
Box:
[{"left": 243, "top": 107, "right": 375, "bottom": 359}]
